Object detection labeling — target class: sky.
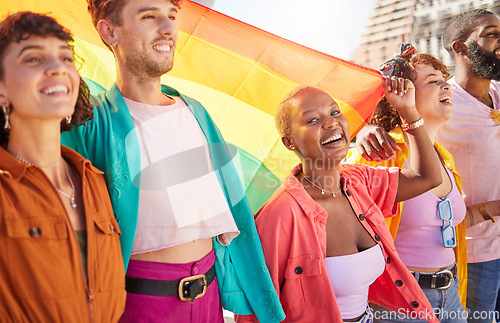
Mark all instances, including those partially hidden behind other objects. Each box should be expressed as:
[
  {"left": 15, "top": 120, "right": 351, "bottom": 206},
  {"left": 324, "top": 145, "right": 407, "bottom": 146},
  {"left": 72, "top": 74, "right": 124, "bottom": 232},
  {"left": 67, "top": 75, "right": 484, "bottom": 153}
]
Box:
[{"left": 209, "top": 0, "right": 379, "bottom": 61}]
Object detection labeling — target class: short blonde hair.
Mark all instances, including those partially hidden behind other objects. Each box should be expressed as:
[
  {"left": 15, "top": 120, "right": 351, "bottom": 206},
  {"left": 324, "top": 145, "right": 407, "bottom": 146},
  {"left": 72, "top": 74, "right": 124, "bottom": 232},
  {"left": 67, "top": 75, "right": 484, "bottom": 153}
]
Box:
[{"left": 275, "top": 85, "right": 317, "bottom": 136}]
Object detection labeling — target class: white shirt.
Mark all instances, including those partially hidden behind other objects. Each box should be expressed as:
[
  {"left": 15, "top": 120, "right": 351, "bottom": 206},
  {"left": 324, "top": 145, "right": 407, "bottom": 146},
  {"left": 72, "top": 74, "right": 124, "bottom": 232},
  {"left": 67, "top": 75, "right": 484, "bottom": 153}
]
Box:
[{"left": 124, "top": 96, "right": 239, "bottom": 254}]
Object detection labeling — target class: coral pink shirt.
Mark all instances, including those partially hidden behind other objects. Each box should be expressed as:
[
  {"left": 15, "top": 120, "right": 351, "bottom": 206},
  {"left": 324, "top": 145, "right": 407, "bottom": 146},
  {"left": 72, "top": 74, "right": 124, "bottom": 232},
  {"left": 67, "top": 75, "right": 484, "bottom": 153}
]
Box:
[{"left": 237, "top": 164, "right": 438, "bottom": 323}]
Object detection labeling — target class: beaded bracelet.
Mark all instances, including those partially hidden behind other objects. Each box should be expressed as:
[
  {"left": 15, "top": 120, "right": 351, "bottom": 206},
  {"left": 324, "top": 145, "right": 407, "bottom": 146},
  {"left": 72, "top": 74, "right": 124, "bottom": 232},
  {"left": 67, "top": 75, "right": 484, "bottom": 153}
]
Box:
[{"left": 401, "top": 117, "right": 424, "bottom": 131}]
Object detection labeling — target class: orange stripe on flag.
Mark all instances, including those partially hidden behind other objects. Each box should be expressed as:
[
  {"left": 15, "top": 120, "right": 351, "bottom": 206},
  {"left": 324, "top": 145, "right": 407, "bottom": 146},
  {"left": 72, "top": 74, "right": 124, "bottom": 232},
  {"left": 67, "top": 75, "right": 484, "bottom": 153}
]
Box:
[{"left": 173, "top": 1, "right": 384, "bottom": 137}]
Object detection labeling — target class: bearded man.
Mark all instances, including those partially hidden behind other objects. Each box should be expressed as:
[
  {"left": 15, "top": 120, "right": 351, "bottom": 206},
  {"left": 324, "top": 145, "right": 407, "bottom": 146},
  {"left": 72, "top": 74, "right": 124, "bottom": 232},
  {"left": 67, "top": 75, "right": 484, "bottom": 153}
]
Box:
[{"left": 437, "top": 9, "right": 500, "bottom": 323}]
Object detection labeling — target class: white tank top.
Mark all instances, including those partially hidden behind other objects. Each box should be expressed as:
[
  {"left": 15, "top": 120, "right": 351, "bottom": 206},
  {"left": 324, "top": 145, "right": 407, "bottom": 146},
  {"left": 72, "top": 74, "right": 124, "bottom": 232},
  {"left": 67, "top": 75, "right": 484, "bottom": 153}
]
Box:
[
  {"left": 325, "top": 244, "right": 385, "bottom": 320},
  {"left": 124, "top": 96, "right": 239, "bottom": 254}
]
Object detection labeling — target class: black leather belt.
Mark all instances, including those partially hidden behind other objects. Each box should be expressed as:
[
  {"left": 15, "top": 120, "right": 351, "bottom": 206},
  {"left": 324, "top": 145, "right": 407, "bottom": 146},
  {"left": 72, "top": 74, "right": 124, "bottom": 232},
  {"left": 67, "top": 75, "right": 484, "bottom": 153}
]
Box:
[
  {"left": 412, "top": 264, "right": 457, "bottom": 290},
  {"left": 126, "top": 264, "right": 216, "bottom": 302}
]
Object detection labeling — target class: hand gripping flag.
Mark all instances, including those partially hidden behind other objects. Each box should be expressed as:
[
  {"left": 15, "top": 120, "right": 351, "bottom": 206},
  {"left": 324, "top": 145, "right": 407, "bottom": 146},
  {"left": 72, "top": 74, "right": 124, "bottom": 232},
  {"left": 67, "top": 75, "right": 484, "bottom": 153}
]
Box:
[{"left": 0, "top": 0, "right": 384, "bottom": 212}]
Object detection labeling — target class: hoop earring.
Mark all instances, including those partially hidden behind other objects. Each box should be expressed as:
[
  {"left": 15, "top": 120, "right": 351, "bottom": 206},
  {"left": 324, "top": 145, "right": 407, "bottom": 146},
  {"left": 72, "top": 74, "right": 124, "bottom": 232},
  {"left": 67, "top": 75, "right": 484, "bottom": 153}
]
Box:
[
  {"left": 66, "top": 115, "right": 72, "bottom": 124},
  {"left": 2, "top": 103, "right": 10, "bottom": 130}
]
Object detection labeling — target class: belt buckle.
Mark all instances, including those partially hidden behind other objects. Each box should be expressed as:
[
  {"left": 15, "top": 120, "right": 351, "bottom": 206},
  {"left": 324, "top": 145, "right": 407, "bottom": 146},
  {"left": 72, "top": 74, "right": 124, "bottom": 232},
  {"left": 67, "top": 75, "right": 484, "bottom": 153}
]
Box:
[
  {"left": 178, "top": 274, "right": 207, "bottom": 301},
  {"left": 434, "top": 269, "right": 454, "bottom": 290}
]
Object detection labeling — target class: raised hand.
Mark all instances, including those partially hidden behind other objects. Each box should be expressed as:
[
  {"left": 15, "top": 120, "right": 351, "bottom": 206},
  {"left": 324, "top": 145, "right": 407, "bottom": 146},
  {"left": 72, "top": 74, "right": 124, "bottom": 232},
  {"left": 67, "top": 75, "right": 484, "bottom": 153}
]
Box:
[
  {"left": 384, "top": 76, "right": 419, "bottom": 123},
  {"left": 384, "top": 76, "right": 418, "bottom": 123}
]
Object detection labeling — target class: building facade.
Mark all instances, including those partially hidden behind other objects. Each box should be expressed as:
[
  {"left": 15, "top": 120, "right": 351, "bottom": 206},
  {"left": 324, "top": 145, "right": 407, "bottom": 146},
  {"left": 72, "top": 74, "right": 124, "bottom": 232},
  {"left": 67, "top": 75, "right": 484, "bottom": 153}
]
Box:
[
  {"left": 353, "top": 0, "right": 500, "bottom": 71},
  {"left": 353, "top": 0, "right": 416, "bottom": 69}
]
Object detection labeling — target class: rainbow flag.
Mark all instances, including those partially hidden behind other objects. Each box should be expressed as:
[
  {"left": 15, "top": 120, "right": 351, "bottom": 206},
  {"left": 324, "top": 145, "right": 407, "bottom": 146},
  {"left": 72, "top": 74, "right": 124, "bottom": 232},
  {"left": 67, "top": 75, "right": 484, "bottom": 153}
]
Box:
[{"left": 0, "top": 0, "right": 384, "bottom": 212}]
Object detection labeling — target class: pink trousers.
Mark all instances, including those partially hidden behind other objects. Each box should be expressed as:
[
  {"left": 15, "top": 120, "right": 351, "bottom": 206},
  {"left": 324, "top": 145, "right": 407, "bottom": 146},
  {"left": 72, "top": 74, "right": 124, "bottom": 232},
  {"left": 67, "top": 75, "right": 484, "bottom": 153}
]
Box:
[{"left": 119, "top": 249, "right": 223, "bottom": 323}]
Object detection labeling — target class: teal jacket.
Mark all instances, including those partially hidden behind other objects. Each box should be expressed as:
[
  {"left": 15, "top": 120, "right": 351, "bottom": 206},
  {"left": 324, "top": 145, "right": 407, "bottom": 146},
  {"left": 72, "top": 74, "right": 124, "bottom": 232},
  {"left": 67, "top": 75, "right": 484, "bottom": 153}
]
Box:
[{"left": 62, "top": 83, "right": 285, "bottom": 322}]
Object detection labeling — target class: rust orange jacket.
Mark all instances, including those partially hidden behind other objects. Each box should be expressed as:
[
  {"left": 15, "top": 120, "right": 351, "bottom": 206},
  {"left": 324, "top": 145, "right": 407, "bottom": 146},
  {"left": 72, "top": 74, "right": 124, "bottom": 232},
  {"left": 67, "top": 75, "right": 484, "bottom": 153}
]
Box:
[{"left": 0, "top": 146, "right": 126, "bottom": 322}]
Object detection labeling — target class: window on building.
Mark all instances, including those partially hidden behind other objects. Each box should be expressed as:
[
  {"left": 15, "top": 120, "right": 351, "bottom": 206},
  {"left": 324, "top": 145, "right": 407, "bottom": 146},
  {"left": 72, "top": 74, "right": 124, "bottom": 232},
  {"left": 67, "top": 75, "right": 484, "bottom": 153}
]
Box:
[{"left": 380, "top": 46, "right": 387, "bottom": 59}]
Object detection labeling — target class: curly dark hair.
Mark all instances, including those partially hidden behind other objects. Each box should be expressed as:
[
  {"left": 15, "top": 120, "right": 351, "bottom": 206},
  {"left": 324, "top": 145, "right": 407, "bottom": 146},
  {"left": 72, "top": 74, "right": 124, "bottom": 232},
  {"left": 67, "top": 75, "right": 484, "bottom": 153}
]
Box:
[
  {"left": 443, "top": 9, "right": 494, "bottom": 54},
  {"left": 0, "top": 11, "right": 94, "bottom": 145},
  {"left": 87, "top": 0, "right": 182, "bottom": 51},
  {"left": 370, "top": 53, "right": 450, "bottom": 132}
]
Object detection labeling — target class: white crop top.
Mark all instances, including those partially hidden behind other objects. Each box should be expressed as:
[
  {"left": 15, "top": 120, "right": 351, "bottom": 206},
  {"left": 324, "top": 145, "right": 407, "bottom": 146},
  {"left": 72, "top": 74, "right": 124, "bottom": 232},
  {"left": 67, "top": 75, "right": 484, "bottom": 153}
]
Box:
[
  {"left": 125, "top": 96, "right": 239, "bottom": 254},
  {"left": 325, "top": 244, "right": 385, "bottom": 320}
]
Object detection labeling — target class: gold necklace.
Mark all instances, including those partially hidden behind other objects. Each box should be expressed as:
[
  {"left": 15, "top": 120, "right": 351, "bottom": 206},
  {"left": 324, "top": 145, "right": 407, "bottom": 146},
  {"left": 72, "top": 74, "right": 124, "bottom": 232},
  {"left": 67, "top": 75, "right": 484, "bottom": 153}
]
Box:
[
  {"left": 10, "top": 152, "right": 63, "bottom": 168},
  {"left": 56, "top": 163, "right": 77, "bottom": 209},
  {"left": 10, "top": 153, "right": 77, "bottom": 208},
  {"left": 302, "top": 174, "right": 342, "bottom": 197}
]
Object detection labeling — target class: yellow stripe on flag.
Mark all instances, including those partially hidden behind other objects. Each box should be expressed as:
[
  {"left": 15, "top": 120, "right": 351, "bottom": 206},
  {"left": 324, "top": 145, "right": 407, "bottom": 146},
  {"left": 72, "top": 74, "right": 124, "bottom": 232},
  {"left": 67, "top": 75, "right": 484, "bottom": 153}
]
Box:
[{"left": 0, "top": 0, "right": 103, "bottom": 47}]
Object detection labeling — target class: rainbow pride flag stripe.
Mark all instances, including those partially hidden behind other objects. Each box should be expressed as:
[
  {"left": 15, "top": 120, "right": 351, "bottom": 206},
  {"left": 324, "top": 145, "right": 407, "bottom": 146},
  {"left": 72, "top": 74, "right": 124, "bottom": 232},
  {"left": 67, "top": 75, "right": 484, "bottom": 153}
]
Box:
[{"left": 0, "top": 0, "right": 384, "bottom": 211}]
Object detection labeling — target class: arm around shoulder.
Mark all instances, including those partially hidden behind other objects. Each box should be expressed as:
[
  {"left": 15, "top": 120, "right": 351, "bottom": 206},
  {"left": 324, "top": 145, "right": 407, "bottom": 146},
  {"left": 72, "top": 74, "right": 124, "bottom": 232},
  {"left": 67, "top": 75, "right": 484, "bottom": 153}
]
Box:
[{"left": 354, "top": 124, "right": 401, "bottom": 162}]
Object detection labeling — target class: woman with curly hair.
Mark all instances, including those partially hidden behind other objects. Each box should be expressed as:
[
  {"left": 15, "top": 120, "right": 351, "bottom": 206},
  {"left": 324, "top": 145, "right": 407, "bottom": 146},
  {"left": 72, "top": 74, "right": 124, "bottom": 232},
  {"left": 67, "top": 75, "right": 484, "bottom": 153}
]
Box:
[
  {"left": 347, "top": 43, "right": 468, "bottom": 322},
  {"left": 0, "top": 11, "right": 125, "bottom": 322}
]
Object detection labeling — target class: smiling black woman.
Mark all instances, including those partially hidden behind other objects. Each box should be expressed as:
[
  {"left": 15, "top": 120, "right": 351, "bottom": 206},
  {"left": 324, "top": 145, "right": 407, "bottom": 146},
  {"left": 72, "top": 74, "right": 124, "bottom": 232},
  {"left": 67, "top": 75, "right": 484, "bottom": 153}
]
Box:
[{"left": 237, "top": 75, "right": 443, "bottom": 322}]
